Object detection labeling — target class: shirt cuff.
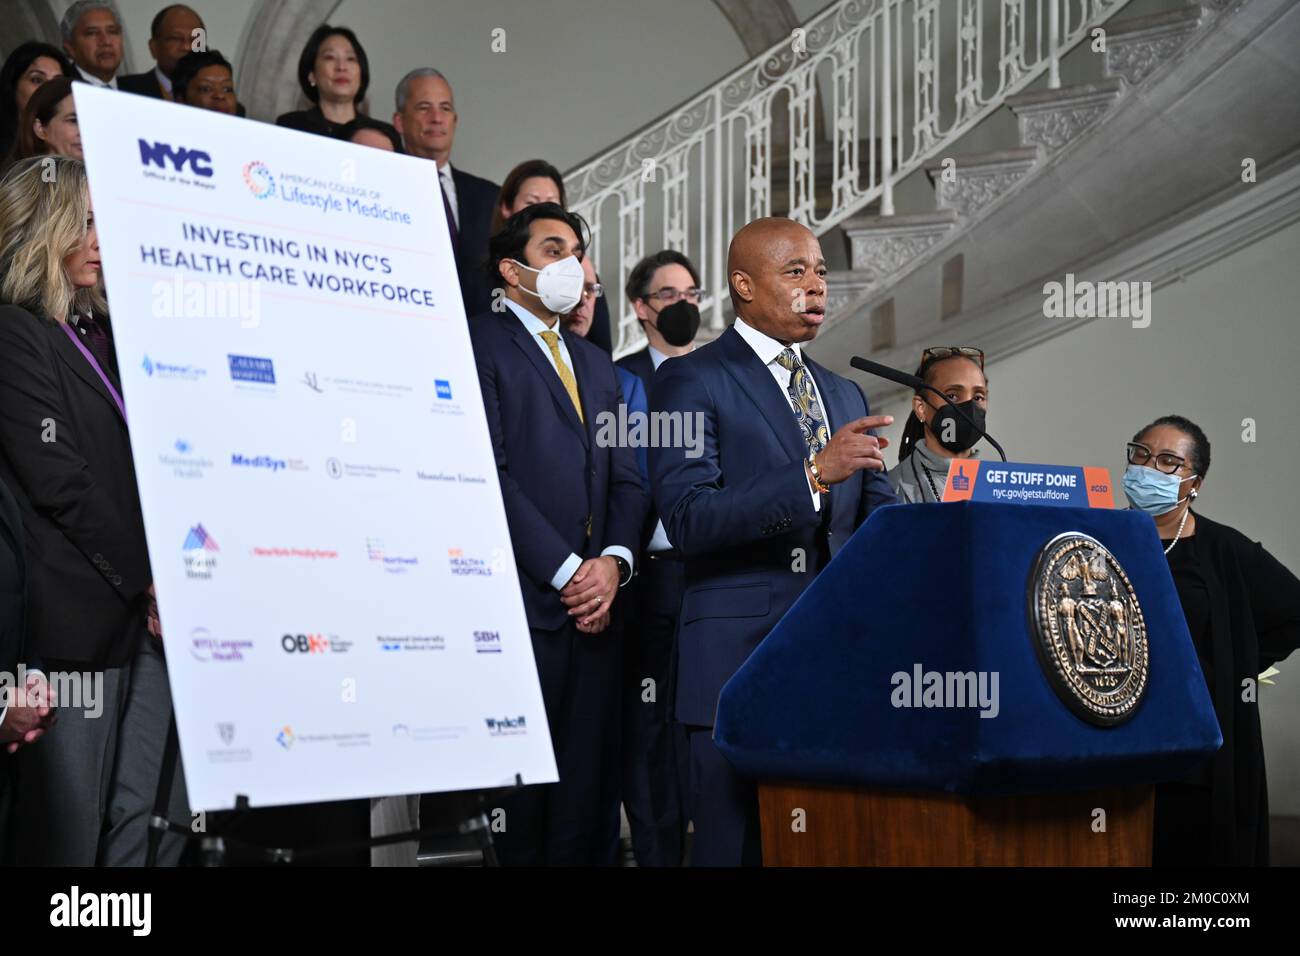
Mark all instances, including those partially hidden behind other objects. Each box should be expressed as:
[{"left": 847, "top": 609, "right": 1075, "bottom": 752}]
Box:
[
  {"left": 806, "top": 462, "right": 822, "bottom": 513},
  {"left": 600, "top": 545, "right": 634, "bottom": 580},
  {"left": 551, "top": 552, "right": 583, "bottom": 591}
]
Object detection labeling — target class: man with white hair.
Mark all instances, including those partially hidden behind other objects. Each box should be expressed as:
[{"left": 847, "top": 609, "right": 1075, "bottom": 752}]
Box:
[
  {"left": 61, "top": 0, "right": 124, "bottom": 89},
  {"left": 392, "top": 67, "right": 500, "bottom": 316}
]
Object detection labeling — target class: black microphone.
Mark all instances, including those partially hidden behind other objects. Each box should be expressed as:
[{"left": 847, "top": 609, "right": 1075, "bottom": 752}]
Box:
[{"left": 850, "top": 355, "right": 1007, "bottom": 462}]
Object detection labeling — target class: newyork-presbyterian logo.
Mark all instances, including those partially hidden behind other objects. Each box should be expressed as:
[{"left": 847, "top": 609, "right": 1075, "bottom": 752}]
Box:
[{"left": 243, "top": 161, "right": 274, "bottom": 199}]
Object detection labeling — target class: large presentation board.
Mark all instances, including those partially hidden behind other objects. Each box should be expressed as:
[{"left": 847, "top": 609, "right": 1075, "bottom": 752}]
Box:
[{"left": 75, "top": 85, "right": 556, "bottom": 810}]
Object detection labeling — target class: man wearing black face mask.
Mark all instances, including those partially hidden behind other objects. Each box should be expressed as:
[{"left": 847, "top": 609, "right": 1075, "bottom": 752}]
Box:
[
  {"left": 890, "top": 347, "right": 991, "bottom": 503},
  {"left": 614, "top": 249, "right": 701, "bottom": 866}
]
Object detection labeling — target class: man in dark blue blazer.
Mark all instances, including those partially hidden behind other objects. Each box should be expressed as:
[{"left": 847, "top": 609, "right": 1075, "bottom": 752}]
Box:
[
  {"left": 469, "top": 203, "right": 646, "bottom": 865},
  {"left": 392, "top": 68, "right": 500, "bottom": 317},
  {"left": 650, "top": 218, "right": 898, "bottom": 866}
]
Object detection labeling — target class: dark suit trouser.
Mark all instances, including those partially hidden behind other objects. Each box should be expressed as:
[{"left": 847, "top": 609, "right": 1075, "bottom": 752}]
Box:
[
  {"left": 495, "top": 619, "right": 622, "bottom": 866},
  {"left": 686, "top": 727, "right": 762, "bottom": 866},
  {"left": 6, "top": 629, "right": 189, "bottom": 866},
  {"left": 622, "top": 554, "right": 690, "bottom": 866}
]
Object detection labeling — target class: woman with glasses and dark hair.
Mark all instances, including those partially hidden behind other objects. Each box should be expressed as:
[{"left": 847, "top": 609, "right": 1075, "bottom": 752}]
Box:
[
  {"left": 889, "top": 346, "right": 990, "bottom": 503},
  {"left": 275, "top": 24, "right": 398, "bottom": 145},
  {"left": 1122, "top": 414, "right": 1300, "bottom": 866}
]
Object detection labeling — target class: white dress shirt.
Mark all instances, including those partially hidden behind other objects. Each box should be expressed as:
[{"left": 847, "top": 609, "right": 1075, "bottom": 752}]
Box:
[
  {"left": 733, "top": 316, "right": 826, "bottom": 511},
  {"left": 154, "top": 65, "right": 173, "bottom": 97},
  {"left": 75, "top": 65, "right": 117, "bottom": 89},
  {"left": 438, "top": 162, "right": 459, "bottom": 228},
  {"left": 502, "top": 298, "right": 634, "bottom": 589}
]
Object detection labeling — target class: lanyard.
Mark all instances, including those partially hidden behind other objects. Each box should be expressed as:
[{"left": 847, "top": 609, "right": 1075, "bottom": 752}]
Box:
[{"left": 61, "top": 320, "right": 127, "bottom": 422}]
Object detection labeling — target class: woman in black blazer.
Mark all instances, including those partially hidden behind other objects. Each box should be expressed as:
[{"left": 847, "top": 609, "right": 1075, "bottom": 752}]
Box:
[
  {"left": 0, "top": 156, "right": 187, "bottom": 865},
  {"left": 1123, "top": 415, "right": 1300, "bottom": 865},
  {"left": 275, "top": 24, "right": 398, "bottom": 146}
]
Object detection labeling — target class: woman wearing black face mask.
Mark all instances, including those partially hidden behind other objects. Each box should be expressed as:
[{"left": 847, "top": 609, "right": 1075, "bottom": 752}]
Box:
[{"left": 889, "top": 347, "right": 989, "bottom": 503}]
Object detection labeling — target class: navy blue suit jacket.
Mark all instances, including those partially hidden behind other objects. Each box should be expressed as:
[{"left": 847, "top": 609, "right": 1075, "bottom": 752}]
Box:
[
  {"left": 649, "top": 325, "right": 898, "bottom": 726},
  {"left": 453, "top": 168, "right": 502, "bottom": 318},
  {"left": 469, "top": 308, "right": 647, "bottom": 631}
]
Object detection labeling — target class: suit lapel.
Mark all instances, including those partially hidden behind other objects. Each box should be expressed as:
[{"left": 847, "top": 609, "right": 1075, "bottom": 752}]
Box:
[
  {"left": 507, "top": 317, "right": 588, "bottom": 446},
  {"left": 718, "top": 327, "right": 806, "bottom": 465},
  {"left": 52, "top": 323, "right": 125, "bottom": 425}
]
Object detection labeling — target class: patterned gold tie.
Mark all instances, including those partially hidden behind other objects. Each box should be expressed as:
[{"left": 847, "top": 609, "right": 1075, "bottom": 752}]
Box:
[
  {"left": 539, "top": 330, "right": 584, "bottom": 424},
  {"left": 775, "top": 347, "right": 828, "bottom": 455}
]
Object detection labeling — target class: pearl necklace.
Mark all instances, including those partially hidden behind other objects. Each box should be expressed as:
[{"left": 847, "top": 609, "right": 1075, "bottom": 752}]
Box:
[{"left": 1164, "top": 503, "right": 1191, "bottom": 555}]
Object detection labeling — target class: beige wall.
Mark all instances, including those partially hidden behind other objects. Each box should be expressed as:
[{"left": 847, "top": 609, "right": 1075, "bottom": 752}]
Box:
[{"left": 866, "top": 217, "right": 1300, "bottom": 814}]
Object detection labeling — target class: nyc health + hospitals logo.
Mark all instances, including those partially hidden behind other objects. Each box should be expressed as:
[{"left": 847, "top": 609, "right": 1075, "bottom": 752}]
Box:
[{"left": 243, "top": 161, "right": 274, "bottom": 199}]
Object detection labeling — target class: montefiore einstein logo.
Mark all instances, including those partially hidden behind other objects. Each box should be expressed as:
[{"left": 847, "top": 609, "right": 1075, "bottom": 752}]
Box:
[{"left": 243, "top": 161, "right": 274, "bottom": 199}]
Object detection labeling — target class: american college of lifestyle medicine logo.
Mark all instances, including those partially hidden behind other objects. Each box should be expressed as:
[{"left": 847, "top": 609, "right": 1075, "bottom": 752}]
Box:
[{"left": 243, "top": 161, "right": 274, "bottom": 199}]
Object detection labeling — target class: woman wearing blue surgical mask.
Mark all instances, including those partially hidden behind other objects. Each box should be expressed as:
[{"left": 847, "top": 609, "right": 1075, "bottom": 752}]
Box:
[{"left": 1123, "top": 415, "right": 1300, "bottom": 866}]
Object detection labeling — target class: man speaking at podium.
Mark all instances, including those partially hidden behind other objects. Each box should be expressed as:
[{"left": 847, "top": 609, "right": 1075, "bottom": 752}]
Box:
[{"left": 650, "top": 218, "right": 898, "bottom": 865}]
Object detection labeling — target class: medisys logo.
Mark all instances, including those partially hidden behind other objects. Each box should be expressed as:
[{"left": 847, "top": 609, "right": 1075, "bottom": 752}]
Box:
[
  {"left": 230, "top": 452, "right": 308, "bottom": 473},
  {"left": 366, "top": 538, "right": 418, "bottom": 574},
  {"left": 242, "top": 160, "right": 274, "bottom": 198},
  {"left": 485, "top": 715, "right": 527, "bottom": 737},
  {"left": 182, "top": 524, "right": 219, "bottom": 579},
  {"left": 189, "top": 627, "right": 252, "bottom": 663},
  {"left": 142, "top": 354, "right": 207, "bottom": 381},
  {"left": 227, "top": 354, "right": 276, "bottom": 385},
  {"left": 474, "top": 630, "right": 502, "bottom": 654},
  {"left": 160, "top": 438, "right": 215, "bottom": 478}
]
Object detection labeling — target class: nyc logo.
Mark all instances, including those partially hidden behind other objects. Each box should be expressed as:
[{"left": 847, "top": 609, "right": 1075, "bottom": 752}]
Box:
[{"left": 138, "top": 139, "right": 214, "bottom": 177}]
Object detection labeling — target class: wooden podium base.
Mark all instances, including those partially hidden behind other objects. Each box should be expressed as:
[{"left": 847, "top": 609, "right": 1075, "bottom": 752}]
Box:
[{"left": 758, "top": 783, "right": 1153, "bottom": 866}]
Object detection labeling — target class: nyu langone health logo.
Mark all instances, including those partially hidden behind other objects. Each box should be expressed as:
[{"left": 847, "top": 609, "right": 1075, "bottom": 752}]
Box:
[
  {"left": 228, "top": 354, "right": 276, "bottom": 384},
  {"left": 243, "top": 160, "right": 275, "bottom": 198},
  {"left": 189, "top": 627, "right": 252, "bottom": 663},
  {"left": 182, "top": 524, "right": 219, "bottom": 579}
]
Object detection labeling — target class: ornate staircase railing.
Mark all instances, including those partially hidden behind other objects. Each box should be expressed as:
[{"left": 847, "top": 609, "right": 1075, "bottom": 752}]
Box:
[{"left": 565, "top": 0, "right": 1133, "bottom": 357}]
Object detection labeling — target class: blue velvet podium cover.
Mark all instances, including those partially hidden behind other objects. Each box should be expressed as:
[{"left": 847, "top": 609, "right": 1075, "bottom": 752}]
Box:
[{"left": 714, "top": 502, "right": 1221, "bottom": 795}]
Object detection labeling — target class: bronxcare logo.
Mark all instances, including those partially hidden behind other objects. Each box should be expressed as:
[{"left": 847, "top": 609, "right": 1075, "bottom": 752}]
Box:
[{"left": 243, "top": 161, "right": 274, "bottom": 198}]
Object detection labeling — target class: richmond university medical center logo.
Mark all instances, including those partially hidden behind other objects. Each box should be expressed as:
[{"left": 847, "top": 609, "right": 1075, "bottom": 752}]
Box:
[{"left": 243, "top": 161, "right": 274, "bottom": 199}]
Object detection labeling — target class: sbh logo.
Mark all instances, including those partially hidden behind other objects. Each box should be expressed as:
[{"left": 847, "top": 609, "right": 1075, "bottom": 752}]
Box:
[{"left": 138, "top": 139, "right": 214, "bottom": 177}]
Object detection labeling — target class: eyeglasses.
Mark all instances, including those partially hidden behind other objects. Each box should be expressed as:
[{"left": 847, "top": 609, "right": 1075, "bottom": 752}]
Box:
[
  {"left": 1126, "top": 442, "right": 1189, "bottom": 475},
  {"left": 581, "top": 283, "right": 604, "bottom": 300},
  {"left": 645, "top": 287, "right": 703, "bottom": 305},
  {"left": 921, "top": 346, "right": 984, "bottom": 370}
]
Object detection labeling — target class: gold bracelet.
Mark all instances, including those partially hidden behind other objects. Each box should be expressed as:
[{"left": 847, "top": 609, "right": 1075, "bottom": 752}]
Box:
[{"left": 807, "top": 455, "right": 830, "bottom": 494}]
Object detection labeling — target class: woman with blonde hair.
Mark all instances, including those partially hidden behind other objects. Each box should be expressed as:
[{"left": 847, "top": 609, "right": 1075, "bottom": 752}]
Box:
[{"left": 0, "top": 156, "right": 188, "bottom": 866}]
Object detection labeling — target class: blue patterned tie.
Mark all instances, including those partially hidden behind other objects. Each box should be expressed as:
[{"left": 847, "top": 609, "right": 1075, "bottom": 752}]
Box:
[{"left": 775, "top": 348, "right": 828, "bottom": 456}]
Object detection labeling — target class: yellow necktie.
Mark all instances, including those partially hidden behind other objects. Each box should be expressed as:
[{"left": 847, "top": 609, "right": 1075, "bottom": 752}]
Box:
[{"left": 538, "top": 330, "right": 584, "bottom": 423}]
